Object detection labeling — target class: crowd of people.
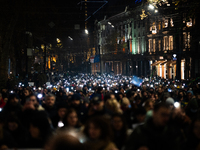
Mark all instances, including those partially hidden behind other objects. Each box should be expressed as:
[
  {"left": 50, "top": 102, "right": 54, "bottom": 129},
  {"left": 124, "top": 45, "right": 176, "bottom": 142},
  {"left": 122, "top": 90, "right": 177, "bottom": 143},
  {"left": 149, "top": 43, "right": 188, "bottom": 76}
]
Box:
[{"left": 0, "top": 73, "right": 200, "bottom": 150}]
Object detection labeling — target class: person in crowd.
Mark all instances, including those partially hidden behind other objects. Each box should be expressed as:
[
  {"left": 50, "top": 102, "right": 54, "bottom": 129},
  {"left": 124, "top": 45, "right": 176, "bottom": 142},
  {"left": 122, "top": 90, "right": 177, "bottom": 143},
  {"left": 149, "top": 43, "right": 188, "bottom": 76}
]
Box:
[
  {"left": 70, "top": 93, "right": 87, "bottom": 123},
  {"left": 165, "top": 97, "right": 175, "bottom": 110},
  {"left": 62, "top": 108, "right": 82, "bottom": 130},
  {"left": 105, "top": 99, "right": 122, "bottom": 114},
  {"left": 121, "top": 97, "right": 130, "bottom": 112},
  {"left": 29, "top": 94, "right": 45, "bottom": 111},
  {"left": 83, "top": 97, "right": 90, "bottom": 108},
  {"left": 52, "top": 103, "right": 68, "bottom": 129},
  {"left": 2, "top": 94, "right": 22, "bottom": 117},
  {"left": 141, "top": 91, "right": 149, "bottom": 103},
  {"left": 56, "top": 89, "right": 66, "bottom": 105},
  {"left": 117, "top": 92, "right": 124, "bottom": 104},
  {"left": 157, "top": 87, "right": 164, "bottom": 100},
  {"left": 26, "top": 111, "right": 53, "bottom": 148},
  {"left": 45, "top": 132, "right": 84, "bottom": 150},
  {"left": 186, "top": 91, "right": 194, "bottom": 102},
  {"left": 183, "top": 115, "right": 200, "bottom": 150},
  {"left": 132, "top": 107, "right": 146, "bottom": 129},
  {"left": 125, "top": 103, "right": 181, "bottom": 150},
  {"left": 4, "top": 115, "right": 29, "bottom": 148},
  {"left": 154, "top": 93, "right": 161, "bottom": 104},
  {"left": 177, "top": 91, "right": 186, "bottom": 107},
  {"left": 42, "top": 93, "right": 57, "bottom": 120},
  {"left": 0, "top": 113, "right": 17, "bottom": 149},
  {"left": 185, "top": 97, "right": 199, "bottom": 120},
  {"left": 0, "top": 93, "right": 6, "bottom": 108},
  {"left": 83, "top": 116, "right": 118, "bottom": 150},
  {"left": 21, "top": 88, "right": 32, "bottom": 105},
  {"left": 111, "top": 114, "right": 130, "bottom": 150},
  {"left": 2, "top": 96, "right": 8, "bottom": 104},
  {"left": 20, "top": 98, "right": 38, "bottom": 129},
  {"left": 88, "top": 95, "right": 111, "bottom": 118},
  {"left": 144, "top": 99, "right": 154, "bottom": 112}
]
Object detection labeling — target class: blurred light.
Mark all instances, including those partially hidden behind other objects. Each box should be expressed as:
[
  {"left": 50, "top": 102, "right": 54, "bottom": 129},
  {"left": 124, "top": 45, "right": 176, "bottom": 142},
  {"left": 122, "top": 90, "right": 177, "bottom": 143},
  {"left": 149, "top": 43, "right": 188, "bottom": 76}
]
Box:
[
  {"left": 68, "top": 36, "right": 73, "bottom": 40},
  {"left": 155, "top": 9, "right": 158, "bottom": 13},
  {"left": 57, "top": 38, "right": 61, "bottom": 43},
  {"left": 111, "top": 25, "right": 114, "bottom": 28},
  {"left": 58, "top": 121, "right": 64, "bottom": 128},
  {"left": 174, "top": 102, "right": 180, "bottom": 108},
  {"left": 108, "top": 22, "right": 111, "bottom": 25},
  {"left": 37, "top": 94, "right": 43, "bottom": 99},
  {"left": 149, "top": 4, "right": 155, "bottom": 10},
  {"left": 85, "top": 29, "right": 89, "bottom": 34}
]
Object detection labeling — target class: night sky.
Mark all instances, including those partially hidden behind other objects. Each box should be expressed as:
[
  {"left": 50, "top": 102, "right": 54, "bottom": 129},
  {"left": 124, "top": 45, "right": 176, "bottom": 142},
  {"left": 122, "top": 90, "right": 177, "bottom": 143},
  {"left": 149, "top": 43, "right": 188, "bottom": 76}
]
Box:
[{"left": 0, "top": 0, "right": 137, "bottom": 45}]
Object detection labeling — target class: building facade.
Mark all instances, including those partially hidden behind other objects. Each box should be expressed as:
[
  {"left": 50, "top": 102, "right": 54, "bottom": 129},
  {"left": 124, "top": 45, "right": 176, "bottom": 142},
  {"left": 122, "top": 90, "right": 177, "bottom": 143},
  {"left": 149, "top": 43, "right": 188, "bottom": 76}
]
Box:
[{"left": 94, "top": 0, "right": 199, "bottom": 79}]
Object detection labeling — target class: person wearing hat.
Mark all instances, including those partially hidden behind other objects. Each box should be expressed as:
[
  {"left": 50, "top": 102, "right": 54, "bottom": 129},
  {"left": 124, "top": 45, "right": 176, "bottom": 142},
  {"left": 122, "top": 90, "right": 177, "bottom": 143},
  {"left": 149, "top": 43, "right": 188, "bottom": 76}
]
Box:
[
  {"left": 87, "top": 95, "right": 112, "bottom": 119},
  {"left": 185, "top": 98, "right": 199, "bottom": 120},
  {"left": 51, "top": 102, "right": 68, "bottom": 129},
  {"left": 166, "top": 97, "right": 175, "bottom": 110},
  {"left": 70, "top": 94, "right": 87, "bottom": 123}
]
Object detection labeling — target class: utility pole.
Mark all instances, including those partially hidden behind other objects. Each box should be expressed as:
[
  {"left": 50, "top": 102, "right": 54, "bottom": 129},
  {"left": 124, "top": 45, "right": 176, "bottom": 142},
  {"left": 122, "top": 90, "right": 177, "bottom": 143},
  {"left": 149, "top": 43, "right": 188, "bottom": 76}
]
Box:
[{"left": 176, "top": 13, "right": 183, "bottom": 81}]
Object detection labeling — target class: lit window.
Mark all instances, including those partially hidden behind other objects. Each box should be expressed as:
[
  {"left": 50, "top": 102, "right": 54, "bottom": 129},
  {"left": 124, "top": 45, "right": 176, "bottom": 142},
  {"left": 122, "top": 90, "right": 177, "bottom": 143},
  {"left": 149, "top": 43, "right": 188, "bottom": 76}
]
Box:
[
  {"left": 163, "top": 36, "right": 169, "bottom": 50},
  {"left": 170, "top": 18, "right": 174, "bottom": 27},
  {"left": 186, "top": 18, "right": 192, "bottom": 27},
  {"left": 150, "top": 22, "right": 157, "bottom": 34},
  {"left": 188, "top": 32, "right": 191, "bottom": 48},
  {"left": 153, "top": 39, "right": 156, "bottom": 52},
  {"left": 169, "top": 36, "right": 173, "bottom": 50},
  {"left": 163, "top": 19, "right": 168, "bottom": 28},
  {"left": 138, "top": 38, "right": 141, "bottom": 54},
  {"left": 152, "top": 25, "right": 157, "bottom": 34}
]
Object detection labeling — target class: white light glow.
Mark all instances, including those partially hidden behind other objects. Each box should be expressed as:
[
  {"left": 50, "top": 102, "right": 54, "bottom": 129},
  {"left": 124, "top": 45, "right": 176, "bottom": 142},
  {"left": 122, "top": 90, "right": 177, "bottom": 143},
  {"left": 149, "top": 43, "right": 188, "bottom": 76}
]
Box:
[
  {"left": 37, "top": 94, "right": 43, "bottom": 99},
  {"left": 174, "top": 102, "right": 180, "bottom": 108},
  {"left": 58, "top": 121, "right": 64, "bottom": 128},
  {"left": 85, "top": 29, "right": 89, "bottom": 34},
  {"left": 149, "top": 4, "right": 155, "bottom": 10}
]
